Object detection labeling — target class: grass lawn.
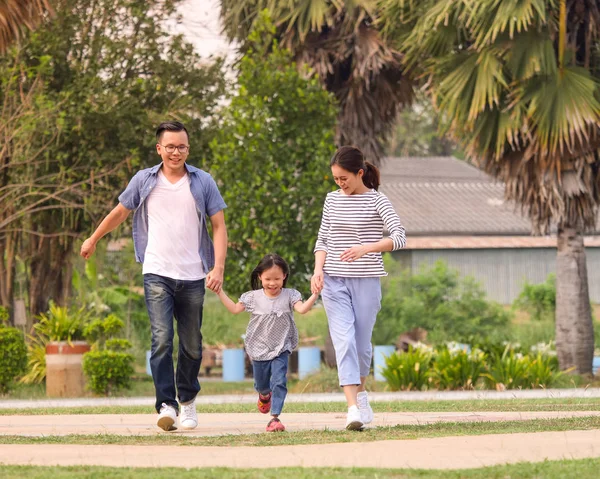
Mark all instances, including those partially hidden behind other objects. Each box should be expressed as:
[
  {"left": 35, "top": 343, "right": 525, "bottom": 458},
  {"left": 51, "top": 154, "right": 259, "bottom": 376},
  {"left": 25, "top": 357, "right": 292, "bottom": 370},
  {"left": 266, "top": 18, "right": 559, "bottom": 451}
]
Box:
[
  {"left": 2, "top": 397, "right": 600, "bottom": 415},
  {"left": 2, "top": 459, "right": 600, "bottom": 478},
  {"left": 1, "top": 416, "right": 599, "bottom": 447}
]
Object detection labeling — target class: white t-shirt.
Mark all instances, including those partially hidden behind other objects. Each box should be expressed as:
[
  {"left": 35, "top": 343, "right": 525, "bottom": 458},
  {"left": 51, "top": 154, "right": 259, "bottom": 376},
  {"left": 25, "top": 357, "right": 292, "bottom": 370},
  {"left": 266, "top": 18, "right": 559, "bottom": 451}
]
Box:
[{"left": 142, "top": 171, "right": 205, "bottom": 280}]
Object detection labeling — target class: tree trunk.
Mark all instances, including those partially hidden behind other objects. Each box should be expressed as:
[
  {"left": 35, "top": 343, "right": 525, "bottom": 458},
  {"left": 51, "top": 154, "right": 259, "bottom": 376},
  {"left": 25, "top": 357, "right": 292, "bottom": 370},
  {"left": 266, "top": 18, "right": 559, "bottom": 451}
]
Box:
[{"left": 555, "top": 226, "right": 595, "bottom": 375}]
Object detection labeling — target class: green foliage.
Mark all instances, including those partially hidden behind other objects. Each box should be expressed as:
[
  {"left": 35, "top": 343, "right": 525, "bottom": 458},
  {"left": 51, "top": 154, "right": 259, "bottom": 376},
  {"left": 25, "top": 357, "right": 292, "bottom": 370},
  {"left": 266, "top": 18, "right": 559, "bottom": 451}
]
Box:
[
  {"left": 513, "top": 274, "right": 556, "bottom": 322},
  {"left": 82, "top": 350, "right": 135, "bottom": 395},
  {"left": 209, "top": 12, "right": 338, "bottom": 296},
  {"left": 82, "top": 314, "right": 134, "bottom": 395},
  {"left": 381, "top": 347, "right": 433, "bottom": 391},
  {"left": 431, "top": 346, "right": 487, "bottom": 390},
  {"left": 33, "top": 302, "right": 88, "bottom": 343},
  {"left": 19, "top": 335, "right": 46, "bottom": 386},
  {"left": 0, "top": 325, "right": 28, "bottom": 393},
  {"left": 373, "top": 258, "right": 512, "bottom": 345},
  {"left": 83, "top": 314, "right": 125, "bottom": 349},
  {"left": 483, "top": 346, "right": 564, "bottom": 390},
  {"left": 0, "top": 306, "right": 8, "bottom": 325}
]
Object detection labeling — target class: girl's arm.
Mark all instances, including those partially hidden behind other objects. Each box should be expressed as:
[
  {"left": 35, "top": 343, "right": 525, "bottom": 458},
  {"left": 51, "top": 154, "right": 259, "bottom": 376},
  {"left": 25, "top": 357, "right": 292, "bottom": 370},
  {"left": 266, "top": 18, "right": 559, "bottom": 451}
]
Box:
[
  {"left": 293, "top": 292, "right": 319, "bottom": 314},
  {"left": 217, "top": 290, "right": 246, "bottom": 314}
]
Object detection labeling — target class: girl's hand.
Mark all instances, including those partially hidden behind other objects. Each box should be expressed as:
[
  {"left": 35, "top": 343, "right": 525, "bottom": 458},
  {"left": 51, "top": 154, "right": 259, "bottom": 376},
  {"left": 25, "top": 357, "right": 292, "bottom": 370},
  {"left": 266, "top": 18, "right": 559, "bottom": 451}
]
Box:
[
  {"left": 311, "top": 270, "right": 324, "bottom": 294},
  {"left": 340, "top": 245, "right": 369, "bottom": 262}
]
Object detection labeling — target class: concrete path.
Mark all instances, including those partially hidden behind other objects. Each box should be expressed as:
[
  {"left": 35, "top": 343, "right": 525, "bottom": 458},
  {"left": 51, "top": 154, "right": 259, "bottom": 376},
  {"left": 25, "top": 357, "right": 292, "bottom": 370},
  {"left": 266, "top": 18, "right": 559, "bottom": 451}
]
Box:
[
  {"left": 2, "top": 387, "right": 600, "bottom": 409},
  {"left": 1, "top": 429, "right": 600, "bottom": 469},
  {"left": 1, "top": 410, "right": 599, "bottom": 437}
]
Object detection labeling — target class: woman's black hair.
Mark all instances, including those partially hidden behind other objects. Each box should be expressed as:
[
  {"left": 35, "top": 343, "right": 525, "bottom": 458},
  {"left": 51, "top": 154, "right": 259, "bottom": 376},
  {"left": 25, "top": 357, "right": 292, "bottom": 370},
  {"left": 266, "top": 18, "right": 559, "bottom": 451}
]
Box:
[
  {"left": 330, "top": 145, "right": 381, "bottom": 190},
  {"left": 250, "top": 253, "right": 290, "bottom": 290}
]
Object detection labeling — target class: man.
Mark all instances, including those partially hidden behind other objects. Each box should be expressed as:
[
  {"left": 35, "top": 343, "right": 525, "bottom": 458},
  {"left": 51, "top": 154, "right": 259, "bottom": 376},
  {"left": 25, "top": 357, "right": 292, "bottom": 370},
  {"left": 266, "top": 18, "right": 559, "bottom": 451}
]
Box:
[{"left": 80, "top": 121, "right": 227, "bottom": 431}]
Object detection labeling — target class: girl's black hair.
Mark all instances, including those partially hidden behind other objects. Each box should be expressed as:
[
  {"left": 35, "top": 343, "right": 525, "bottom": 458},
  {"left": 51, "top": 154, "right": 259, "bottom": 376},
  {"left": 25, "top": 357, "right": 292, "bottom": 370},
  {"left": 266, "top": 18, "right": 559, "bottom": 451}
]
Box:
[
  {"left": 250, "top": 253, "right": 290, "bottom": 290},
  {"left": 330, "top": 145, "right": 381, "bottom": 190}
]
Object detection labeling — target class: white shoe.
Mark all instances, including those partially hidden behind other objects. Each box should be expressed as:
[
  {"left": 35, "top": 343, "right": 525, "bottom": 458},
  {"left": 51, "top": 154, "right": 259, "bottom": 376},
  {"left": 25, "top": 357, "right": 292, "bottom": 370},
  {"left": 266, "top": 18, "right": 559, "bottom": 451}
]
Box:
[
  {"left": 180, "top": 399, "right": 198, "bottom": 429},
  {"left": 357, "top": 391, "right": 374, "bottom": 425},
  {"left": 345, "top": 405, "right": 364, "bottom": 431},
  {"left": 157, "top": 403, "right": 177, "bottom": 431}
]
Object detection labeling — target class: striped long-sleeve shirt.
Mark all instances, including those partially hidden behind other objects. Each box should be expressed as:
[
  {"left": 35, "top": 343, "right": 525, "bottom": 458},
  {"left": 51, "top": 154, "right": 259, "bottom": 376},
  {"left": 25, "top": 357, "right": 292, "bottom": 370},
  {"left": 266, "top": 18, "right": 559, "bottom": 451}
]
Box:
[{"left": 314, "top": 189, "right": 406, "bottom": 277}]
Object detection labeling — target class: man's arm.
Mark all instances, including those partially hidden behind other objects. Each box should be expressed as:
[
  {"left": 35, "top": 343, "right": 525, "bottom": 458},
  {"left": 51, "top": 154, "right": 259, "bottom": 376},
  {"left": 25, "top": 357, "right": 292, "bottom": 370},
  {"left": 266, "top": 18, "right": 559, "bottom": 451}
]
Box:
[
  {"left": 80, "top": 203, "right": 131, "bottom": 259},
  {"left": 206, "top": 210, "right": 227, "bottom": 293}
]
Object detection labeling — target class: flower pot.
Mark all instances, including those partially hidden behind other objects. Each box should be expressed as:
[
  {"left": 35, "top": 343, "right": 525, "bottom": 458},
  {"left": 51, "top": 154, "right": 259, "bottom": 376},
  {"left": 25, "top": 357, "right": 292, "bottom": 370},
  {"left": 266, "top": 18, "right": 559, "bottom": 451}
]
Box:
[
  {"left": 45, "top": 341, "right": 90, "bottom": 397},
  {"left": 298, "top": 346, "right": 321, "bottom": 379},
  {"left": 222, "top": 348, "right": 245, "bottom": 382},
  {"left": 373, "top": 345, "right": 396, "bottom": 381}
]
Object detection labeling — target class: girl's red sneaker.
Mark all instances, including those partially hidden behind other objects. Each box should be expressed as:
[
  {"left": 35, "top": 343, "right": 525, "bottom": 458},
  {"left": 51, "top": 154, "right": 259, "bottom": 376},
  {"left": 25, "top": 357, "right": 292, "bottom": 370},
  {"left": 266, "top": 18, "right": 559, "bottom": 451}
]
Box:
[
  {"left": 266, "top": 417, "right": 285, "bottom": 432},
  {"left": 257, "top": 392, "right": 272, "bottom": 414}
]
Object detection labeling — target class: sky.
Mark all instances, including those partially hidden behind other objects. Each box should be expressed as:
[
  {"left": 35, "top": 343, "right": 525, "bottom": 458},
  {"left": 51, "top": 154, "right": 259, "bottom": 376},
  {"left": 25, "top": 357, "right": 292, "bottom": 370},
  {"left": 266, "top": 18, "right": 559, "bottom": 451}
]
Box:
[{"left": 176, "top": 0, "right": 235, "bottom": 60}]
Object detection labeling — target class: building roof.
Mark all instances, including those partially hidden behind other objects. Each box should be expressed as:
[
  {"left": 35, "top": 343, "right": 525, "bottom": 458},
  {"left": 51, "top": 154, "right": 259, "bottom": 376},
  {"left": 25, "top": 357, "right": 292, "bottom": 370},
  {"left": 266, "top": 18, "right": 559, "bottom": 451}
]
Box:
[
  {"left": 379, "top": 156, "right": 533, "bottom": 236},
  {"left": 407, "top": 235, "right": 600, "bottom": 249}
]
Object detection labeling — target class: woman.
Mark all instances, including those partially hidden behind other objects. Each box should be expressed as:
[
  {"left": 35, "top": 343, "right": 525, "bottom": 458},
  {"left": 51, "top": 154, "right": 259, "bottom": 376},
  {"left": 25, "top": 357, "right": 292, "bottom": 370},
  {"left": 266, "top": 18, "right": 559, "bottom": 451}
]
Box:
[{"left": 311, "top": 145, "right": 406, "bottom": 430}]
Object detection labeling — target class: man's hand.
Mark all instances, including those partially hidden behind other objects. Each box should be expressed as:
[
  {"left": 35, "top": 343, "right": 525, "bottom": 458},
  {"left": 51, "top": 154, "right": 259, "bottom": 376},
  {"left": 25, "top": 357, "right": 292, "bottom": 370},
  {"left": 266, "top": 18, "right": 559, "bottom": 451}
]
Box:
[
  {"left": 206, "top": 267, "right": 224, "bottom": 294},
  {"left": 80, "top": 238, "right": 97, "bottom": 260}
]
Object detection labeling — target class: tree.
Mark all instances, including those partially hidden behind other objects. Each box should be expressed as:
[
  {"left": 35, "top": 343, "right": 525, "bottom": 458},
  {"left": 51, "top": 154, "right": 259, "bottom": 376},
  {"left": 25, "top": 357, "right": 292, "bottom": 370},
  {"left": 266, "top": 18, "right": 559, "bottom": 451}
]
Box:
[
  {"left": 210, "top": 14, "right": 338, "bottom": 296},
  {"left": 219, "top": 1, "right": 413, "bottom": 164},
  {"left": 0, "top": 0, "right": 226, "bottom": 316},
  {"left": 0, "top": 0, "right": 52, "bottom": 53},
  {"left": 395, "top": 0, "right": 600, "bottom": 374}
]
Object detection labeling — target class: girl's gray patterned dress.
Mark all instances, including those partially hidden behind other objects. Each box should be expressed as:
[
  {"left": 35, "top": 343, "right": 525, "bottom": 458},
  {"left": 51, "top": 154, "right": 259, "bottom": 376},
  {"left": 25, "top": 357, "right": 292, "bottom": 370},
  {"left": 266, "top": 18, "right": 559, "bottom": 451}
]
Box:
[{"left": 239, "top": 288, "right": 302, "bottom": 361}]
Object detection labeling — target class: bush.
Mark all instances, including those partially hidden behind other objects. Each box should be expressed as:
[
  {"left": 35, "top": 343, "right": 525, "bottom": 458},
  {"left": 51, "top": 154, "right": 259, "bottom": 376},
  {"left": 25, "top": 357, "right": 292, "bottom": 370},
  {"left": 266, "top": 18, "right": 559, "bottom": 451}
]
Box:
[
  {"left": 380, "top": 346, "right": 432, "bottom": 391},
  {"left": 0, "top": 325, "right": 28, "bottom": 393},
  {"left": 82, "top": 314, "right": 134, "bottom": 395},
  {"left": 431, "top": 346, "right": 487, "bottom": 390},
  {"left": 373, "top": 259, "right": 512, "bottom": 345},
  {"left": 513, "top": 274, "right": 556, "bottom": 322},
  {"left": 83, "top": 350, "right": 135, "bottom": 395}
]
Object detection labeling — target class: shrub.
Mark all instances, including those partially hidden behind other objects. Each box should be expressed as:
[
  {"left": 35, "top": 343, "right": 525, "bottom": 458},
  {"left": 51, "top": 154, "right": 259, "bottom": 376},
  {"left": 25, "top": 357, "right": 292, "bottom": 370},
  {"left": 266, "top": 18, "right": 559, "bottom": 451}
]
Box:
[
  {"left": 0, "top": 325, "right": 28, "bottom": 393},
  {"left": 83, "top": 350, "right": 135, "bottom": 395},
  {"left": 381, "top": 346, "right": 432, "bottom": 391},
  {"left": 513, "top": 274, "right": 556, "bottom": 322},
  {"left": 82, "top": 314, "right": 134, "bottom": 395},
  {"left": 373, "top": 259, "right": 512, "bottom": 345},
  {"left": 431, "top": 346, "right": 487, "bottom": 390},
  {"left": 19, "top": 335, "right": 46, "bottom": 385}
]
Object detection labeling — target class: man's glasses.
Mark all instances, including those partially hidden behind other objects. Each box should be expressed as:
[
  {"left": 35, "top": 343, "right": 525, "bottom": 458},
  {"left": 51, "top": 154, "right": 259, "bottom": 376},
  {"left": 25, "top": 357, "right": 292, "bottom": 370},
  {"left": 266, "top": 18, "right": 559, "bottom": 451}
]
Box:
[{"left": 160, "top": 144, "right": 189, "bottom": 154}]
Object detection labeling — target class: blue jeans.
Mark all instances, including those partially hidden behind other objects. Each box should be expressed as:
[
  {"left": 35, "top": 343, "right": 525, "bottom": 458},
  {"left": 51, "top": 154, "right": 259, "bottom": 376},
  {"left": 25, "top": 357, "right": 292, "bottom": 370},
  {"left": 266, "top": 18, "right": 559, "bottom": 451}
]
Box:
[
  {"left": 143, "top": 273, "right": 205, "bottom": 413},
  {"left": 252, "top": 352, "right": 289, "bottom": 416}
]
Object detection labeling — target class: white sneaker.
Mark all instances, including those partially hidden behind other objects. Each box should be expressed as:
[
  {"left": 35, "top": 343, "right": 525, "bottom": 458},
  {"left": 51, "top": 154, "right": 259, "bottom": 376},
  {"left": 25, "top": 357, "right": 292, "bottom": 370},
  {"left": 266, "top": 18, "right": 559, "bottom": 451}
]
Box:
[
  {"left": 357, "top": 391, "right": 374, "bottom": 424},
  {"left": 345, "top": 405, "right": 364, "bottom": 431},
  {"left": 157, "top": 403, "right": 177, "bottom": 431},
  {"left": 180, "top": 399, "right": 198, "bottom": 429}
]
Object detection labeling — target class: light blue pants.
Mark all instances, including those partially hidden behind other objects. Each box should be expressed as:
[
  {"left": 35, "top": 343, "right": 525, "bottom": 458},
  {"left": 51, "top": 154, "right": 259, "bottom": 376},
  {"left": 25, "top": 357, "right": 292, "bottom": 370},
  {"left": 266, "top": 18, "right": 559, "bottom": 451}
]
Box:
[{"left": 321, "top": 274, "right": 382, "bottom": 386}]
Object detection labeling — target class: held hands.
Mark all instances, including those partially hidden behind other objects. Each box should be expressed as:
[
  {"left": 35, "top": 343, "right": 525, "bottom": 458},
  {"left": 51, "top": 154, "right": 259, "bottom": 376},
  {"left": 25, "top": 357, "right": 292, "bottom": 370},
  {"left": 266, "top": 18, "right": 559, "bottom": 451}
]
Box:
[
  {"left": 311, "top": 270, "right": 324, "bottom": 295},
  {"left": 206, "top": 267, "right": 224, "bottom": 294},
  {"left": 340, "top": 245, "right": 369, "bottom": 263},
  {"left": 80, "top": 238, "right": 97, "bottom": 260}
]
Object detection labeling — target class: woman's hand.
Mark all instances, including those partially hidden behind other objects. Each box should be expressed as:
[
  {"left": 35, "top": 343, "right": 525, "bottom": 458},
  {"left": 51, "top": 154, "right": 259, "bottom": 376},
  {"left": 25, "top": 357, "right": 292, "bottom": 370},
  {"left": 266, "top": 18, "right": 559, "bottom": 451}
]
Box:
[
  {"left": 311, "top": 270, "right": 324, "bottom": 294},
  {"left": 340, "top": 245, "right": 369, "bottom": 262}
]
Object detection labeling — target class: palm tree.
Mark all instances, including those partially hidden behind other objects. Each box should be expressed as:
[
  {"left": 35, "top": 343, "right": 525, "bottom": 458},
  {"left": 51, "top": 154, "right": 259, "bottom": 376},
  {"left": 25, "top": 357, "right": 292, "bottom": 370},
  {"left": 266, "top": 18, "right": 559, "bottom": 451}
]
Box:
[
  {"left": 219, "top": 0, "right": 413, "bottom": 164},
  {"left": 0, "top": 0, "right": 52, "bottom": 53},
  {"left": 395, "top": 0, "right": 600, "bottom": 374}
]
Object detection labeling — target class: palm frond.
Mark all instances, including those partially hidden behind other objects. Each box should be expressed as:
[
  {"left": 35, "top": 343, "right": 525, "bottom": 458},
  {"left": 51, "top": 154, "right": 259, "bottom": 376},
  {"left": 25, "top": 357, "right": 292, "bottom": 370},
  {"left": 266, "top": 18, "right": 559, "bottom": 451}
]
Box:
[{"left": 0, "top": 0, "right": 53, "bottom": 52}]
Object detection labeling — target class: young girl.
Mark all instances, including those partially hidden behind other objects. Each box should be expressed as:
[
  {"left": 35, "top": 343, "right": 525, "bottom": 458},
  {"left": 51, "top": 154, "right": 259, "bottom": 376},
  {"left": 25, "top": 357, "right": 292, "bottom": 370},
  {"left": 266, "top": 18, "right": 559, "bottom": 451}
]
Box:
[
  {"left": 216, "top": 253, "right": 319, "bottom": 432},
  {"left": 311, "top": 145, "right": 406, "bottom": 430}
]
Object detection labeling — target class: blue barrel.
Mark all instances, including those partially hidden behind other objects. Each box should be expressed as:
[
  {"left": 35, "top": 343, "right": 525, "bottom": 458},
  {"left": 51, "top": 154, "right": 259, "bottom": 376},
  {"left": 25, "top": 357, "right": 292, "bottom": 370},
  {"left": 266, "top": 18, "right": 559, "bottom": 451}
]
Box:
[
  {"left": 593, "top": 356, "right": 600, "bottom": 376},
  {"left": 222, "top": 348, "right": 246, "bottom": 382},
  {"left": 146, "top": 350, "right": 152, "bottom": 376},
  {"left": 298, "top": 347, "right": 321, "bottom": 379},
  {"left": 373, "top": 345, "right": 396, "bottom": 381}
]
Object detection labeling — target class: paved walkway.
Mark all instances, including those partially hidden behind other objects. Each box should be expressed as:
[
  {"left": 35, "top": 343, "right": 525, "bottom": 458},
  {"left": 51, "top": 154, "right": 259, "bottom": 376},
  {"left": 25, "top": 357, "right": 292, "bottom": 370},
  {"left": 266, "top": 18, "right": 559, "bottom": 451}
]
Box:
[
  {"left": 2, "top": 410, "right": 599, "bottom": 437},
  {"left": 2, "top": 387, "right": 600, "bottom": 409},
  {"left": 1, "top": 429, "right": 600, "bottom": 469}
]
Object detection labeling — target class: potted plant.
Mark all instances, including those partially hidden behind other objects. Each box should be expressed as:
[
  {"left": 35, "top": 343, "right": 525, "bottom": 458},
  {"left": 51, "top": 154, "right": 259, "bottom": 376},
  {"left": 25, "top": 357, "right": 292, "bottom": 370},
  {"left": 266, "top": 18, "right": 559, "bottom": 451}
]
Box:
[{"left": 34, "top": 302, "right": 90, "bottom": 397}]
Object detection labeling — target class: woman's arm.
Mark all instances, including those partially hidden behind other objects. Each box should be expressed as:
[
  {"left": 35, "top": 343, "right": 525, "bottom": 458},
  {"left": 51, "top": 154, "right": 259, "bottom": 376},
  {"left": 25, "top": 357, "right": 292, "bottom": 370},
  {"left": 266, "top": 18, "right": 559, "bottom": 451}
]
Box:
[
  {"left": 293, "top": 292, "right": 319, "bottom": 314},
  {"left": 216, "top": 290, "right": 246, "bottom": 314},
  {"left": 311, "top": 195, "right": 330, "bottom": 293}
]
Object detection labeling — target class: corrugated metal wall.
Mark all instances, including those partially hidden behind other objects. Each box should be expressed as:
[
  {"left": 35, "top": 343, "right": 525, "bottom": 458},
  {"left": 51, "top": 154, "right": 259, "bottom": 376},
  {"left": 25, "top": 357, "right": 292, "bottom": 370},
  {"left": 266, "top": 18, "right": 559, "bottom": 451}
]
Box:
[{"left": 393, "top": 248, "right": 600, "bottom": 304}]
